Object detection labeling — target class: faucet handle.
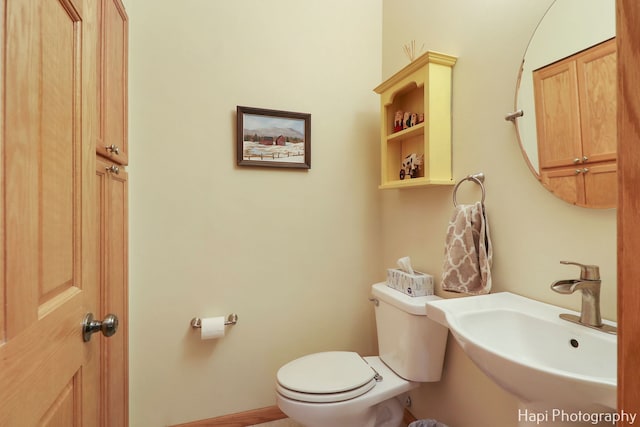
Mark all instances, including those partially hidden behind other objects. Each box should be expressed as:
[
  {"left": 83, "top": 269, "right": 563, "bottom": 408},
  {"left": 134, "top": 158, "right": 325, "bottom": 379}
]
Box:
[{"left": 560, "top": 261, "right": 600, "bottom": 280}]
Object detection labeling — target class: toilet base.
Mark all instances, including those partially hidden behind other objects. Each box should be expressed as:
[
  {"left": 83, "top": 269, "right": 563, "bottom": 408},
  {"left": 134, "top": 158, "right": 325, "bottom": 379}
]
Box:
[
  {"left": 277, "top": 395, "right": 404, "bottom": 427},
  {"left": 374, "top": 397, "right": 404, "bottom": 427}
]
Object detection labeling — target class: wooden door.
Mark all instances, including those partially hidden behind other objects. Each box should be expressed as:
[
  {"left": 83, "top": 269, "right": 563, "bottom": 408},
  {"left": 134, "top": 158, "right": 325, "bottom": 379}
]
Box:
[
  {"left": 540, "top": 163, "right": 616, "bottom": 209},
  {"left": 0, "top": 0, "right": 102, "bottom": 425},
  {"left": 97, "top": 0, "right": 129, "bottom": 165},
  {"left": 617, "top": 0, "right": 640, "bottom": 417},
  {"left": 540, "top": 167, "right": 586, "bottom": 206},
  {"left": 534, "top": 59, "right": 583, "bottom": 169},
  {"left": 577, "top": 39, "right": 617, "bottom": 165},
  {"left": 583, "top": 162, "right": 617, "bottom": 208},
  {"left": 96, "top": 157, "right": 129, "bottom": 427}
]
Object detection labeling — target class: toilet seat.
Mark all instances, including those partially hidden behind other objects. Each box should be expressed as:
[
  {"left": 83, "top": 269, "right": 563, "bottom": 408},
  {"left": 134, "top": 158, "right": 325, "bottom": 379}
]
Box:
[
  {"left": 276, "top": 351, "right": 377, "bottom": 403},
  {"left": 276, "top": 378, "right": 376, "bottom": 403}
]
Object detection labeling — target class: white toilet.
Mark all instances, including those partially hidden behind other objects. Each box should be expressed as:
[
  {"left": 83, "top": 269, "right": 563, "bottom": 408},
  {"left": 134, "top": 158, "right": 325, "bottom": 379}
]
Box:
[{"left": 275, "top": 282, "right": 448, "bottom": 427}]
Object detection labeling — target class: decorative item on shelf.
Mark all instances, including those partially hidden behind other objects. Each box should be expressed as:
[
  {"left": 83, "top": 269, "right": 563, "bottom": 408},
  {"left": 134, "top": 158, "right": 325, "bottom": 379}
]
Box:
[
  {"left": 393, "top": 111, "right": 422, "bottom": 133},
  {"left": 402, "top": 111, "right": 412, "bottom": 130},
  {"left": 399, "top": 111, "right": 421, "bottom": 131},
  {"left": 394, "top": 110, "right": 404, "bottom": 132},
  {"left": 400, "top": 153, "right": 424, "bottom": 180},
  {"left": 403, "top": 40, "right": 425, "bottom": 62}
]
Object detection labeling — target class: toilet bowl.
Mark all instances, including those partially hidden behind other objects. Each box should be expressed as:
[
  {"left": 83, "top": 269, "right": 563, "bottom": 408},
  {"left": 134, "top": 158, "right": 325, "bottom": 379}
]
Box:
[
  {"left": 276, "top": 353, "right": 416, "bottom": 427},
  {"left": 275, "top": 283, "right": 448, "bottom": 427}
]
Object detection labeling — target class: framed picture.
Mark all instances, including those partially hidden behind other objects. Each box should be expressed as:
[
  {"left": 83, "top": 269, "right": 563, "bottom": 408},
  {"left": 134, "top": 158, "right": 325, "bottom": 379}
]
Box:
[{"left": 237, "top": 106, "right": 311, "bottom": 169}]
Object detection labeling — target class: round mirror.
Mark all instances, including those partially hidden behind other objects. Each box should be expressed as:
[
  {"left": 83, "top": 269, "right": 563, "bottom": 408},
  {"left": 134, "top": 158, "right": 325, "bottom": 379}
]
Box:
[{"left": 513, "top": 0, "right": 616, "bottom": 208}]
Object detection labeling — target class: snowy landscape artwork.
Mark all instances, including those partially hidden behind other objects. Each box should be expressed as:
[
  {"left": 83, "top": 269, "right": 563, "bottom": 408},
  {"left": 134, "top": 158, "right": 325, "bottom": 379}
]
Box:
[{"left": 237, "top": 106, "right": 311, "bottom": 169}]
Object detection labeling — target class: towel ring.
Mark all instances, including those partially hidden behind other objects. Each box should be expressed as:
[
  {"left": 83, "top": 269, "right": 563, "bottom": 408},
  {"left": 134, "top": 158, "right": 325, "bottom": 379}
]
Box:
[{"left": 453, "top": 173, "right": 486, "bottom": 207}]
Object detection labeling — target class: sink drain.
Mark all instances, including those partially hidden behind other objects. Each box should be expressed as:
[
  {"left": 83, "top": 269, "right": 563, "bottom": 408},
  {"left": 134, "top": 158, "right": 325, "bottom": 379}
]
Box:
[{"left": 569, "top": 338, "right": 579, "bottom": 348}]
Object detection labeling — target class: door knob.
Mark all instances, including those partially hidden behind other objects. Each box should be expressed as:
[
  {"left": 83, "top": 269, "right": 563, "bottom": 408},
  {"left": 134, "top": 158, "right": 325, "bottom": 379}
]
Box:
[
  {"left": 82, "top": 313, "right": 119, "bottom": 342},
  {"left": 106, "top": 165, "right": 120, "bottom": 174},
  {"left": 105, "top": 144, "right": 120, "bottom": 155}
]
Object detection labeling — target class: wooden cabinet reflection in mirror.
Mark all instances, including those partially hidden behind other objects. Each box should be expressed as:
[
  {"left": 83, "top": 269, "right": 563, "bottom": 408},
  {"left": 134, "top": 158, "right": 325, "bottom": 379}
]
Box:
[{"left": 533, "top": 38, "right": 616, "bottom": 209}]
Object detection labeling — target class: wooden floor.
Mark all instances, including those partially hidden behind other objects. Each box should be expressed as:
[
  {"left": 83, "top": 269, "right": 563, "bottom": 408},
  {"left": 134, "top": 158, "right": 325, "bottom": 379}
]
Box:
[
  {"left": 250, "top": 419, "right": 411, "bottom": 427},
  {"left": 170, "top": 405, "right": 416, "bottom": 427},
  {"left": 248, "top": 420, "right": 301, "bottom": 427}
]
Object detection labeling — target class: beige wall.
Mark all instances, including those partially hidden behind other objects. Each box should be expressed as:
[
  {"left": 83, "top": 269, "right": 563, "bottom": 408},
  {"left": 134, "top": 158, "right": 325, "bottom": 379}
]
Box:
[
  {"left": 128, "top": 0, "right": 617, "bottom": 426},
  {"left": 382, "top": 1, "right": 616, "bottom": 426},
  {"left": 127, "top": 1, "right": 382, "bottom": 425}
]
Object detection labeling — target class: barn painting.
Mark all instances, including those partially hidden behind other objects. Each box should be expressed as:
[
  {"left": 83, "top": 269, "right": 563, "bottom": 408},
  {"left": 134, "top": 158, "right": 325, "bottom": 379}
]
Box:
[{"left": 237, "top": 106, "right": 311, "bottom": 169}]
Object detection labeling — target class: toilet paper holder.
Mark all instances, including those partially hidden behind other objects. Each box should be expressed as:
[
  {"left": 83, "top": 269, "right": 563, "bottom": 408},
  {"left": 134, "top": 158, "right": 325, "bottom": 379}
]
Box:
[{"left": 190, "top": 313, "right": 238, "bottom": 329}]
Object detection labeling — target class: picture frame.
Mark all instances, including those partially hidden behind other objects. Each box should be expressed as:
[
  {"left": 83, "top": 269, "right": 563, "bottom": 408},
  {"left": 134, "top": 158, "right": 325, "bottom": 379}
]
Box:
[{"left": 236, "top": 106, "right": 311, "bottom": 169}]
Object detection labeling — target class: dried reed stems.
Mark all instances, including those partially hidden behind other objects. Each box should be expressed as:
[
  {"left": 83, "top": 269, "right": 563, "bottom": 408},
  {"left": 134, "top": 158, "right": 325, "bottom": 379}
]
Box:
[{"left": 403, "top": 40, "right": 425, "bottom": 62}]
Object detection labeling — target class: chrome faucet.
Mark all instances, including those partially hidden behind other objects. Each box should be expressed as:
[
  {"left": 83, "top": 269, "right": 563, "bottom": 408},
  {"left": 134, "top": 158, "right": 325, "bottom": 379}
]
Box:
[{"left": 550, "top": 261, "right": 616, "bottom": 334}]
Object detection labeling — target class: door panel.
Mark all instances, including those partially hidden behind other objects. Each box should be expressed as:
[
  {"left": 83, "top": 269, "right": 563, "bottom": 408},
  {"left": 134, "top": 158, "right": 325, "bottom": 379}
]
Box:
[
  {"left": 106, "top": 167, "right": 129, "bottom": 427},
  {"left": 0, "top": 292, "right": 84, "bottom": 425},
  {"left": 534, "top": 60, "right": 582, "bottom": 169},
  {"left": 618, "top": 0, "right": 640, "bottom": 414},
  {"left": 583, "top": 162, "right": 617, "bottom": 208},
  {"left": 1, "top": 0, "right": 100, "bottom": 425},
  {"left": 40, "top": 0, "right": 81, "bottom": 302},
  {"left": 39, "top": 376, "right": 81, "bottom": 427},
  {"left": 577, "top": 39, "right": 617, "bottom": 164},
  {"left": 4, "top": 0, "right": 82, "bottom": 336},
  {"left": 97, "top": 157, "right": 129, "bottom": 427},
  {"left": 98, "top": 0, "right": 129, "bottom": 165},
  {"left": 540, "top": 167, "right": 585, "bottom": 206}
]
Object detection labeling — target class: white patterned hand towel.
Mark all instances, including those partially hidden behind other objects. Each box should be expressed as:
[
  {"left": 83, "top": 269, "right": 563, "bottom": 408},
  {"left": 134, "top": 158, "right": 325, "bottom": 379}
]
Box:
[{"left": 442, "top": 201, "right": 492, "bottom": 294}]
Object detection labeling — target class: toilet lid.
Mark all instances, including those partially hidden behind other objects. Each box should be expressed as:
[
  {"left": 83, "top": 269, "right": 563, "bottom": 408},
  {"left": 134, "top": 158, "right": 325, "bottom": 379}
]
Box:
[{"left": 276, "top": 351, "right": 377, "bottom": 403}]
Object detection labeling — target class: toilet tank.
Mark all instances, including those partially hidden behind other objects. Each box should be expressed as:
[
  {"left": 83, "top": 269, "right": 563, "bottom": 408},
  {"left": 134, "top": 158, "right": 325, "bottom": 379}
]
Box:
[{"left": 371, "top": 282, "right": 448, "bottom": 382}]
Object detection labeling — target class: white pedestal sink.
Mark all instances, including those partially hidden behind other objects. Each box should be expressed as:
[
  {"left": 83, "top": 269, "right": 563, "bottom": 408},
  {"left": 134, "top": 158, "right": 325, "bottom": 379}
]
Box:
[{"left": 425, "top": 292, "right": 616, "bottom": 410}]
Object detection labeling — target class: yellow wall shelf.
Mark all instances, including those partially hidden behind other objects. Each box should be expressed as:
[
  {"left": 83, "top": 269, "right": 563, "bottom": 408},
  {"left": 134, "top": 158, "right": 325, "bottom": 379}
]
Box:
[{"left": 374, "top": 51, "right": 457, "bottom": 190}]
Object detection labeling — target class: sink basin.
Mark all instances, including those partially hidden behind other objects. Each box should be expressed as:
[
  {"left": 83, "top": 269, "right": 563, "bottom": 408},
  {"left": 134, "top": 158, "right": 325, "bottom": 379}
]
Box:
[{"left": 425, "top": 292, "right": 616, "bottom": 409}]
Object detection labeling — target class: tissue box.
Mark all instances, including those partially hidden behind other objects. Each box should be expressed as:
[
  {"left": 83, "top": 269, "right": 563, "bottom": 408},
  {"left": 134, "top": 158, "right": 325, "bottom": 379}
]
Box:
[{"left": 386, "top": 268, "right": 434, "bottom": 297}]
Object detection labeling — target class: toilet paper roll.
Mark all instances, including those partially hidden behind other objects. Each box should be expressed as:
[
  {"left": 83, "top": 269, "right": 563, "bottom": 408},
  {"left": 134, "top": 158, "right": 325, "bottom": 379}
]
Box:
[{"left": 200, "top": 316, "right": 226, "bottom": 340}]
